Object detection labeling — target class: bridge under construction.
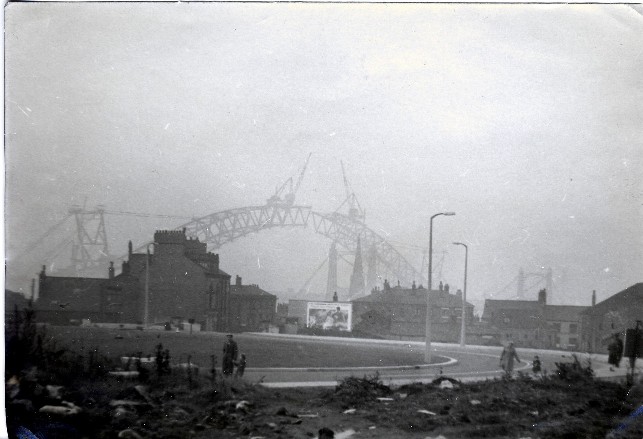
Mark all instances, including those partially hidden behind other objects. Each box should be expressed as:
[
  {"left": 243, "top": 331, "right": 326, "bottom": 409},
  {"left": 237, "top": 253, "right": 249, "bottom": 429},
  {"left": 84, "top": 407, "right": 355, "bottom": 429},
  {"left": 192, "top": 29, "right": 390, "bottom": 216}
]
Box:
[{"left": 14, "top": 155, "right": 430, "bottom": 300}]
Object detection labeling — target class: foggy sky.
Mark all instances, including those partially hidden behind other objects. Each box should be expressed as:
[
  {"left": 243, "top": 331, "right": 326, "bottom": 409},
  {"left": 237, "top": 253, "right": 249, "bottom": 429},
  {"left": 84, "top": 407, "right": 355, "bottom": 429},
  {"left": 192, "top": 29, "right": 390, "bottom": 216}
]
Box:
[{"left": 5, "top": 3, "right": 642, "bottom": 312}]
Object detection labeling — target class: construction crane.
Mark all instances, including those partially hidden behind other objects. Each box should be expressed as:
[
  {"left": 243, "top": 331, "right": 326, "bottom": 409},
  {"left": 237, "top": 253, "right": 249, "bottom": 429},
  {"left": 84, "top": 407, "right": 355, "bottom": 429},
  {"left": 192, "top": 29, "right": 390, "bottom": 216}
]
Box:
[
  {"left": 334, "top": 160, "right": 365, "bottom": 221},
  {"left": 267, "top": 153, "right": 312, "bottom": 207}
]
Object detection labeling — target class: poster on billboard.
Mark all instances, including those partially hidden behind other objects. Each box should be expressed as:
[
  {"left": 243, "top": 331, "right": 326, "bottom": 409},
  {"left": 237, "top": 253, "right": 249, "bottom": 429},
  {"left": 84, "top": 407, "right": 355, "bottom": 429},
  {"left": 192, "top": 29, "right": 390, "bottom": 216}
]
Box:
[{"left": 306, "top": 302, "right": 352, "bottom": 331}]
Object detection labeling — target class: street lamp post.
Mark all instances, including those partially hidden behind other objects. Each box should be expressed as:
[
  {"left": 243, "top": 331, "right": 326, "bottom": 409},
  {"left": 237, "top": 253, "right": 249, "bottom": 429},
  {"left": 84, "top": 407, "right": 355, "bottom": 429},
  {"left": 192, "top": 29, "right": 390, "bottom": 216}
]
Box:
[
  {"left": 426, "top": 211, "right": 456, "bottom": 363},
  {"left": 453, "top": 242, "right": 468, "bottom": 347},
  {"left": 144, "top": 242, "right": 156, "bottom": 328}
]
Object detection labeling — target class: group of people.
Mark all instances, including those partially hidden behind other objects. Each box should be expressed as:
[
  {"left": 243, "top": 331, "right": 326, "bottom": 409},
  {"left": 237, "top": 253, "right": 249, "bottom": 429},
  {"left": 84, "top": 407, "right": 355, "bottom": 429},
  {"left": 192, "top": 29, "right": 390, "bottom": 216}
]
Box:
[{"left": 222, "top": 334, "right": 247, "bottom": 378}]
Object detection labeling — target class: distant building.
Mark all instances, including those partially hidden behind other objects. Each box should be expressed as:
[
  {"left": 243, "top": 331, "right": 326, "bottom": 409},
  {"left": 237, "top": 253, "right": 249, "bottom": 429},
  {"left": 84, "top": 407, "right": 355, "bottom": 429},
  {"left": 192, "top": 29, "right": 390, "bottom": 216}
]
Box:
[
  {"left": 352, "top": 281, "right": 475, "bottom": 342},
  {"left": 110, "top": 230, "right": 231, "bottom": 331},
  {"left": 580, "top": 283, "right": 643, "bottom": 353},
  {"left": 36, "top": 229, "right": 232, "bottom": 331},
  {"left": 5, "top": 289, "right": 32, "bottom": 325},
  {"left": 481, "top": 289, "right": 587, "bottom": 349},
  {"left": 36, "top": 267, "right": 109, "bottom": 325},
  {"left": 229, "top": 275, "right": 277, "bottom": 332}
]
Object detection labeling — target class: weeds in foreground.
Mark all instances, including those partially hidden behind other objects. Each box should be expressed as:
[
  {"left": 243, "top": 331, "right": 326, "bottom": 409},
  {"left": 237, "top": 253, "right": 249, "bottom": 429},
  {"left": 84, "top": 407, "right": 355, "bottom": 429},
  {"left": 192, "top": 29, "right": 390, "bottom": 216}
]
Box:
[
  {"left": 332, "top": 372, "right": 392, "bottom": 405},
  {"left": 554, "top": 354, "right": 594, "bottom": 381}
]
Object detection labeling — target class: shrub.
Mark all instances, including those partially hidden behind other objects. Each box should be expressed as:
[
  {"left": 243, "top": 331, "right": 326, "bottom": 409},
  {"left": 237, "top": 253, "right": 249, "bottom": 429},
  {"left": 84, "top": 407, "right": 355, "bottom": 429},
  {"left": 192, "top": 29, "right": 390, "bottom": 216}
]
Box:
[
  {"left": 554, "top": 354, "right": 594, "bottom": 381},
  {"left": 332, "top": 372, "right": 392, "bottom": 405}
]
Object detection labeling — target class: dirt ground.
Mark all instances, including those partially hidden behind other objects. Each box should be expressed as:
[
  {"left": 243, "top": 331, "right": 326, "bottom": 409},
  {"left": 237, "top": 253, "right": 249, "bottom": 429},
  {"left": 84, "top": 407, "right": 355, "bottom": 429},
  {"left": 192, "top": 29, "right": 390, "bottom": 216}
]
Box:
[{"left": 7, "top": 370, "right": 643, "bottom": 439}]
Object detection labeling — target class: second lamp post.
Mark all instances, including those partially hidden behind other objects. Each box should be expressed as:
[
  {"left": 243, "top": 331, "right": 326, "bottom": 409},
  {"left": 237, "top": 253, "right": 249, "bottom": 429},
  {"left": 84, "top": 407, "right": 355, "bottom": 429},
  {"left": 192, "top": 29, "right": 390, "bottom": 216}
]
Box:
[
  {"left": 453, "top": 241, "right": 468, "bottom": 347},
  {"left": 425, "top": 211, "right": 455, "bottom": 363}
]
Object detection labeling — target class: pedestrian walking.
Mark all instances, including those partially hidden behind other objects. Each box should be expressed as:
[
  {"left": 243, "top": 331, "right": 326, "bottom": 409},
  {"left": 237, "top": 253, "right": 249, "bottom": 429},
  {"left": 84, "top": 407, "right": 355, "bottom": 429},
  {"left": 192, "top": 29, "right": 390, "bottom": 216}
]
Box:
[
  {"left": 608, "top": 333, "right": 624, "bottom": 370},
  {"left": 499, "top": 341, "right": 521, "bottom": 374},
  {"left": 222, "top": 334, "right": 238, "bottom": 376},
  {"left": 235, "top": 353, "right": 247, "bottom": 378}
]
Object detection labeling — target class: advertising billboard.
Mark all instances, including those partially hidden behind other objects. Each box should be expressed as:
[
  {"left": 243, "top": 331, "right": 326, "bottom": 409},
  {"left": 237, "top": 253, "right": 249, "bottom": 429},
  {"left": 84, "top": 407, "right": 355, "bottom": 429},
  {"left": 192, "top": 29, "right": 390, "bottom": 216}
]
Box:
[{"left": 306, "top": 302, "right": 352, "bottom": 331}]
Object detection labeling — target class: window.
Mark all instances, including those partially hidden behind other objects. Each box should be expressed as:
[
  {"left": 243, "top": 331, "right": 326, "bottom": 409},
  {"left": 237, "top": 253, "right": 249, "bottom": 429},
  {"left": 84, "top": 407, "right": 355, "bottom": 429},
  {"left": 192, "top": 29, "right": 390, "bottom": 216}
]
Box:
[
  {"left": 569, "top": 324, "right": 578, "bottom": 334},
  {"left": 569, "top": 337, "right": 578, "bottom": 345}
]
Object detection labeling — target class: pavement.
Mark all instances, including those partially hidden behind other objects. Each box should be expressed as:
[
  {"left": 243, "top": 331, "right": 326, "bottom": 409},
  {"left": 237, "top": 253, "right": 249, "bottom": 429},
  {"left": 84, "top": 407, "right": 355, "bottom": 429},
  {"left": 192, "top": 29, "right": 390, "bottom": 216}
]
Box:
[{"left": 246, "top": 332, "right": 641, "bottom": 388}]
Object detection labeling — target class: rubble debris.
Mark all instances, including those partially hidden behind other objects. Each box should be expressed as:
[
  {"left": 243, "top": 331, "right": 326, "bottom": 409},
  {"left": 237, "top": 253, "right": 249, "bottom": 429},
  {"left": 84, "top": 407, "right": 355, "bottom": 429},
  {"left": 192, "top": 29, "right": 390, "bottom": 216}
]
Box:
[
  {"left": 46, "top": 385, "right": 64, "bottom": 400},
  {"left": 117, "top": 429, "right": 143, "bottom": 439},
  {"left": 439, "top": 380, "right": 453, "bottom": 389},
  {"left": 417, "top": 409, "right": 437, "bottom": 415},
  {"left": 39, "top": 401, "right": 81, "bottom": 416},
  {"left": 108, "top": 371, "right": 140, "bottom": 379},
  {"left": 343, "top": 408, "right": 357, "bottom": 414}
]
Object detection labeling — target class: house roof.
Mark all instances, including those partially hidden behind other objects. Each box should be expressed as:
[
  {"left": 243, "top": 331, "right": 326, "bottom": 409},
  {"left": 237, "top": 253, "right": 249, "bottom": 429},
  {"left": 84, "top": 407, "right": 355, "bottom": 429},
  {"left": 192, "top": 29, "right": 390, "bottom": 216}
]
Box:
[
  {"left": 544, "top": 305, "right": 588, "bottom": 322},
  {"left": 353, "top": 288, "right": 473, "bottom": 308},
  {"left": 36, "top": 276, "right": 106, "bottom": 312},
  {"left": 581, "top": 283, "right": 643, "bottom": 316},
  {"left": 481, "top": 299, "right": 542, "bottom": 319},
  {"left": 231, "top": 284, "right": 276, "bottom": 298}
]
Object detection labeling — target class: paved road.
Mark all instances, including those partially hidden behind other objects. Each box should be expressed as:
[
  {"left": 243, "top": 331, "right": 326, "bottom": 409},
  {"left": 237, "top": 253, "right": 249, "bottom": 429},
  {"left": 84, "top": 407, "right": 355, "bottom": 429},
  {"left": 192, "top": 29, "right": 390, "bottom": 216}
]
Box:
[{"left": 240, "top": 333, "right": 619, "bottom": 387}]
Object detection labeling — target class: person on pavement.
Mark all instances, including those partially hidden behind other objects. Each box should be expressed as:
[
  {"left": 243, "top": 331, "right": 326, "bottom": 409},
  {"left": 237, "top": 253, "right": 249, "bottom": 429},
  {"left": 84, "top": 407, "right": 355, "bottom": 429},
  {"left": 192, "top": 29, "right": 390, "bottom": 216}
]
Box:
[
  {"left": 500, "top": 341, "right": 521, "bottom": 374},
  {"left": 222, "top": 334, "right": 238, "bottom": 376}
]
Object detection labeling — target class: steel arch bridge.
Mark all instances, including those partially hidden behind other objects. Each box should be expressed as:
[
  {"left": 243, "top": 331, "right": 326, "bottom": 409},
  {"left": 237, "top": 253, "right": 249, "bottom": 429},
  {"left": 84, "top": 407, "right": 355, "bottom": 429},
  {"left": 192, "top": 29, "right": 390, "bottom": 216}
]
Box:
[{"left": 176, "top": 204, "right": 426, "bottom": 287}]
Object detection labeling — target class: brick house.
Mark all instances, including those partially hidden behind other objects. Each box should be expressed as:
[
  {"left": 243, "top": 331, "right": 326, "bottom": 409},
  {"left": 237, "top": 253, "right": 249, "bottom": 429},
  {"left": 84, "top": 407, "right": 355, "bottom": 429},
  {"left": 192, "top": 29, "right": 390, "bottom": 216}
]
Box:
[
  {"left": 580, "top": 283, "right": 643, "bottom": 353},
  {"left": 481, "top": 289, "right": 587, "bottom": 349},
  {"left": 36, "top": 266, "right": 109, "bottom": 325},
  {"left": 114, "top": 230, "right": 231, "bottom": 331},
  {"left": 36, "top": 229, "right": 232, "bottom": 331},
  {"left": 352, "top": 281, "right": 475, "bottom": 342},
  {"left": 229, "top": 275, "right": 277, "bottom": 332}
]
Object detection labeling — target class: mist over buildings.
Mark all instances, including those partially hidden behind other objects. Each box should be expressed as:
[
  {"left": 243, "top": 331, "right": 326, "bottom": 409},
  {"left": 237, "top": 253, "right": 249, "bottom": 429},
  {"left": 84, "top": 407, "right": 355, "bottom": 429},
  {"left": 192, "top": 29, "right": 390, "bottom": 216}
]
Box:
[{"left": 4, "top": 3, "right": 642, "bottom": 312}]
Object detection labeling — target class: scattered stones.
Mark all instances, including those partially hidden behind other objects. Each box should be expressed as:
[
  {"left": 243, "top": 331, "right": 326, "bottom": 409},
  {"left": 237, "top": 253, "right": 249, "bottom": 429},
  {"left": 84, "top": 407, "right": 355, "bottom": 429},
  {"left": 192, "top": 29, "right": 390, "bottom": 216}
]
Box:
[
  {"left": 470, "top": 399, "right": 481, "bottom": 405},
  {"left": 235, "top": 400, "right": 251, "bottom": 412},
  {"left": 439, "top": 380, "right": 453, "bottom": 389},
  {"left": 117, "top": 428, "right": 143, "bottom": 439},
  {"left": 39, "top": 401, "right": 81, "bottom": 416},
  {"left": 109, "top": 400, "right": 147, "bottom": 408},
  {"left": 133, "top": 385, "right": 155, "bottom": 404},
  {"left": 376, "top": 397, "right": 394, "bottom": 402},
  {"left": 343, "top": 408, "right": 357, "bottom": 414},
  {"left": 108, "top": 371, "right": 140, "bottom": 379},
  {"left": 298, "top": 413, "right": 319, "bottom": 418},
  {"left": 46, "top": 385, "right": 64, "bottom": 400},
  {"left": 417, "top": 409, "right": 437, "bottom": 416},
  {"left": 6, "top": 376, "right": 20, "bottom": 399}
]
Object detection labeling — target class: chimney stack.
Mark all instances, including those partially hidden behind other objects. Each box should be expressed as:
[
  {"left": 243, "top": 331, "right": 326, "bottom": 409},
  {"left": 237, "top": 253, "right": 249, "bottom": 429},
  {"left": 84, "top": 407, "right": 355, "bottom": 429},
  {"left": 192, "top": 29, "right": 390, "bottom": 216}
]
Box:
[
  {"left": 236, "top": 275, "right": 242, "bottom": 286},
  {"left": 538, "top": 288, "right": 547, "bottom": 304},
  {"left": 592, "top": 290, "right": 596, "bottom": 306},
  {"left": 108, "top": 261, "right": 115, "bottom": 279}
]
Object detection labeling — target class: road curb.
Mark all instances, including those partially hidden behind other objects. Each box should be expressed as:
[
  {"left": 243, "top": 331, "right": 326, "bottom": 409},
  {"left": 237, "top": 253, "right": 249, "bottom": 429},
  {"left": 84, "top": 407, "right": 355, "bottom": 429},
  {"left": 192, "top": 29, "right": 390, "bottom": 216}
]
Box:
[{"left": 246, "top": 356, "right": 458, "bottom": 373}]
